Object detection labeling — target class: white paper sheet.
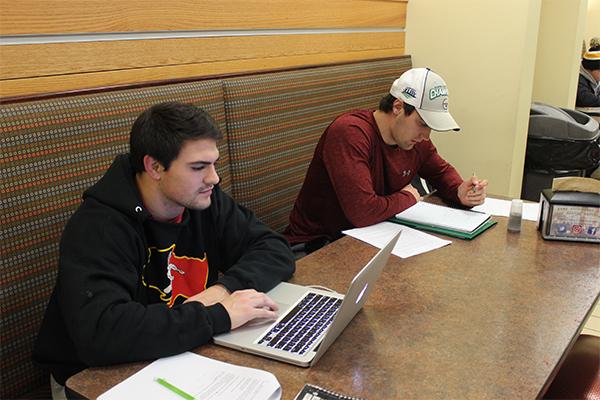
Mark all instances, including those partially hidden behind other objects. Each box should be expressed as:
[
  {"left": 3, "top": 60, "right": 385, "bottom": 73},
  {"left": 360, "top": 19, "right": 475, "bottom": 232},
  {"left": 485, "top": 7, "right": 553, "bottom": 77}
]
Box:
[
  {"left": 472, "top": 197, "right": 540, "bottom": 221},
  {"left": 98, "top": 352, "right": 281, "bottom": 400},
  {"left": 343, "top": 221, "right": 451, "bottom": 258},
  {"left": 522, "top": 202, "right": 541, "bottom": 221},
  {"left": 471, "top": 197, "right": 511, "bottom": 217}
]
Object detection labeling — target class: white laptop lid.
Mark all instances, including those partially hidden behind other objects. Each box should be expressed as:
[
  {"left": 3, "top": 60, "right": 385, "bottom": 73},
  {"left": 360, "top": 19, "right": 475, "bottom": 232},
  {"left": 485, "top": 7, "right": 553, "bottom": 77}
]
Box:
[{"left": 213, "top": 232, "right": 400, "bottom": 367}]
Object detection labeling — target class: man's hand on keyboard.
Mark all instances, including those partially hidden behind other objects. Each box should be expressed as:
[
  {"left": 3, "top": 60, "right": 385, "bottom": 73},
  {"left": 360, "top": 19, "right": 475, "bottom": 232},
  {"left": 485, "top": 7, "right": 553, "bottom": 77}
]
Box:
[{"left": 220, "top": 289, "right": 279, "bottom": 330}]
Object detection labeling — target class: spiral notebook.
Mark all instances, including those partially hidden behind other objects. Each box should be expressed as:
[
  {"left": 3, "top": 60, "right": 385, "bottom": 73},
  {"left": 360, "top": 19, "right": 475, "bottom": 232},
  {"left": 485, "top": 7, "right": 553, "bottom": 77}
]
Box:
[
  {"left": 390, "top": 201, "right": 496, "bottom": 239},
  {"left": 294, "top": 384, "right": 365, "bottom": 400}
]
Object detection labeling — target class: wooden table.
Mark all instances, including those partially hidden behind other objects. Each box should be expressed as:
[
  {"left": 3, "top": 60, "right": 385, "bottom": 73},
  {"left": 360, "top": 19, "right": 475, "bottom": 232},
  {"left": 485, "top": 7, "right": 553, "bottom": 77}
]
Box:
[{"left": 67, "top": 216, "right": 600, "bottom": 399}]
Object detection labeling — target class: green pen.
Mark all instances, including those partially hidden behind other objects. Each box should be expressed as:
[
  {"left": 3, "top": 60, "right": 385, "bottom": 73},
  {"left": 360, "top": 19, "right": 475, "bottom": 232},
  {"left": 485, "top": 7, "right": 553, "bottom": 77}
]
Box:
[{"left": 155, "top": 377, "right": 195, "bottom": 400}]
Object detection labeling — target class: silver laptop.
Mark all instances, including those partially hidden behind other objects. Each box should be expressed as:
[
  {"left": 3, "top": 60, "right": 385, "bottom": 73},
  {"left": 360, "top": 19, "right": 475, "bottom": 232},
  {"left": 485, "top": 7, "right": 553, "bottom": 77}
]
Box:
[{"left": 213, "top": 232, "right": 400, "bottom": 367}]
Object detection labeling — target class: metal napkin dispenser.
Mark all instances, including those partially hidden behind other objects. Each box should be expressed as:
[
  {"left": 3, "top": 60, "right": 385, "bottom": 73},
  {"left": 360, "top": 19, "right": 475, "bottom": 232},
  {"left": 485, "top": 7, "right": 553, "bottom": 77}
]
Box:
[{"left": 538, "top": 189, "right": 600, "bottom": 243}]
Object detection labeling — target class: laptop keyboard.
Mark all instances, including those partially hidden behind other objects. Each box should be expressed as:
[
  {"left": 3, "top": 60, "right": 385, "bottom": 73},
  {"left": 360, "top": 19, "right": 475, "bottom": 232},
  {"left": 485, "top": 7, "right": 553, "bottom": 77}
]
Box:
[{"left": 257, "top": 292, "right": 342, "bottom": 355}]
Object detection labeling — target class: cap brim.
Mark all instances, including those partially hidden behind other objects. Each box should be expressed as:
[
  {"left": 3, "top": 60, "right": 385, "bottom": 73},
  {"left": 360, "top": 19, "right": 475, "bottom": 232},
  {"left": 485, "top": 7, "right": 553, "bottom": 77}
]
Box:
[{"left": 416, "top": 109, "right": 460, "bottom": 132}]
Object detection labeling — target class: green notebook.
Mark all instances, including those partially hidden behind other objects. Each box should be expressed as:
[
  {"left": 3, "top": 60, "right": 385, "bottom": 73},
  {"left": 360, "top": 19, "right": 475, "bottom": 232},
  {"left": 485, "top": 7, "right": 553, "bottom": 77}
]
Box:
[
  {"left": 389, "top": 216, "right": 497, "bottom": 239},
  {"left": 389, "top": 201, "right": 497, "bottom": 240}
]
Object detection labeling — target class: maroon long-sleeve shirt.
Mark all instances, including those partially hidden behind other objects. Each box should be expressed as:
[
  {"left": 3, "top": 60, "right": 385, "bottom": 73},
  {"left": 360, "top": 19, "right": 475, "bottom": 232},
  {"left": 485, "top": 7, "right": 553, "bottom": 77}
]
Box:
[{"left": 284, "top": 110, "right": 463, "bottom": 244}]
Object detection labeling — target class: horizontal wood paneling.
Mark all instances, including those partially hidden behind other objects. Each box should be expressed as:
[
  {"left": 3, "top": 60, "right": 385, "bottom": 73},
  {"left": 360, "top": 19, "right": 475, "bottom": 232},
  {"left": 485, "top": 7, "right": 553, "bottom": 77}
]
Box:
[
  {"left": 0, "top": 0, "right": 408, "bottom": 99},
  {"left": 1, "top": 33, "right": 405, "bottom": 79},
  {"left": 0, "top": 33, "right": 405, "bottom": 98},
  {"left": 0, "top": 0, "right": 407, "bottom": 35}
]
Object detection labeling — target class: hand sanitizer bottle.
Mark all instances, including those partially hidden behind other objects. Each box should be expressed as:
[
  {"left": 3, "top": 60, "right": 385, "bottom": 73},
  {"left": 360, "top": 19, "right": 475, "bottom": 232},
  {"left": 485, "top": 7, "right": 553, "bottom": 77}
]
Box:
[{"left": 507, "top": 199, "right": 523, "bottom": 232}]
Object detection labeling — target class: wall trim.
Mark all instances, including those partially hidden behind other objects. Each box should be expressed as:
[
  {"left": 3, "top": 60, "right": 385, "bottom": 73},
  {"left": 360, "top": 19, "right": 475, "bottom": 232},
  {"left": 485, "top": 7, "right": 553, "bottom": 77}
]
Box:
[{"left": 0, "top": 28, "right": 406, "bottom": 46}]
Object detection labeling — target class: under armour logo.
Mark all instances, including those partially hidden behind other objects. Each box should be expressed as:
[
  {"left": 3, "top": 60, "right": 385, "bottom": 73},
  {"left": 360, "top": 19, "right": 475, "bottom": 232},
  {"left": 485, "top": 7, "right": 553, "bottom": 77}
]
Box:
[{"left": 402, "top": 170, "right": 411, "bottom": 177}]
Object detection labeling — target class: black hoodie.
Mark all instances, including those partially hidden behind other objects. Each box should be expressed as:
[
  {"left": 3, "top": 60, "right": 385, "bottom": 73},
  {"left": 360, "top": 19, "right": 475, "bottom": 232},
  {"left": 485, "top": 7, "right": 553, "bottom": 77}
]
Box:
[
  {"left": 33, "top": 155, "right": 295, "bottom": 385},
  {"left": 577, "top": 66, "right": 600, "bottom": 107}
]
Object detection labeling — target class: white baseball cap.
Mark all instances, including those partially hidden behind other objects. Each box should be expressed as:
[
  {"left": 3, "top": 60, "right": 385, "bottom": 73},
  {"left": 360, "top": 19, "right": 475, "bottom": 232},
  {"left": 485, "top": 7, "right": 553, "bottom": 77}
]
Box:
[{"left": 390, "top": 67, "right": 460, "bottom": 132}]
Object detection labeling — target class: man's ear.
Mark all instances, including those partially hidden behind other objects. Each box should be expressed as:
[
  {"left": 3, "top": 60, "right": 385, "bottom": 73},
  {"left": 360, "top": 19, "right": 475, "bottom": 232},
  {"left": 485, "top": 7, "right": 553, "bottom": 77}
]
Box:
[
  {"left": 392, "top": 99, "right": 404, "bottom": 116},
  {"left": 142, "top": 155, "right": 163, "bottom": 180}
]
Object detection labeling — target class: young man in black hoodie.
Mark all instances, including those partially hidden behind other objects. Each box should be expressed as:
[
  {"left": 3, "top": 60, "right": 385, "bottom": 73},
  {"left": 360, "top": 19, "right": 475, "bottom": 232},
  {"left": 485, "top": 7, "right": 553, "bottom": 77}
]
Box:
[{"left": 33, "top": 102, "right": 295, "bottom": 397}]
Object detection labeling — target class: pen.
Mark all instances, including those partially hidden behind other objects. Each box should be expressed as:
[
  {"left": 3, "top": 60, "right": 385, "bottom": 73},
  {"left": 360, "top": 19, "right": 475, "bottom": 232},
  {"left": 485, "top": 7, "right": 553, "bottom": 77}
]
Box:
[
  {"left": 471, "top": 172, "right": 478, "bottom": 193},
  {"left": 422, "top": 188, "right": 438, "bottom": 199},
  {"left": 156, "top": 377, "right": 195, "bottom": 400}
]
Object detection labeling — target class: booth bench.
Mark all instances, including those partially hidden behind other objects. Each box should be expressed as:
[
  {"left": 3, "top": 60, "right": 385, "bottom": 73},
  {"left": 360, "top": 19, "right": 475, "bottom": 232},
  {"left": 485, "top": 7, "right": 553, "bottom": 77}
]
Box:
[{"left": 0, "top": 55, "right": 411, "bottom": 398}]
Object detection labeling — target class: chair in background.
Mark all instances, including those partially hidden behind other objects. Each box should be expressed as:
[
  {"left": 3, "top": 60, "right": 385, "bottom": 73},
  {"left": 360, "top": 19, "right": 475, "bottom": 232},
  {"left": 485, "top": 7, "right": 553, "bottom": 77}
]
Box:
[{"left": 543, "top": 334, "right": 600, "bottom": 400}]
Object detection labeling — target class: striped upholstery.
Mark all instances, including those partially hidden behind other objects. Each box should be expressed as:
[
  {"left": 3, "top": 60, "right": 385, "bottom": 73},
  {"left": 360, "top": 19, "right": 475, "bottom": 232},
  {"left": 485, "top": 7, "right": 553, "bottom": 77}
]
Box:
[
  {"left": 223, "top": 56, "right": 412, "bottom": 232},
  {"left": 0, "top": 56, "right": 412, "bottom": 399},
  {"left": 0, "top": 80, "right": 229, "bottom": 399}
]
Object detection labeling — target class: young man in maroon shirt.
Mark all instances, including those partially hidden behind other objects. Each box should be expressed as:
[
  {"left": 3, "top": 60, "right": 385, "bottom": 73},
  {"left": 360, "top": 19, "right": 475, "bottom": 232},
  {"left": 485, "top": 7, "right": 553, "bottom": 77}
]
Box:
[{"left": 284, "top": 68, "right": 488, "bottom": 254}]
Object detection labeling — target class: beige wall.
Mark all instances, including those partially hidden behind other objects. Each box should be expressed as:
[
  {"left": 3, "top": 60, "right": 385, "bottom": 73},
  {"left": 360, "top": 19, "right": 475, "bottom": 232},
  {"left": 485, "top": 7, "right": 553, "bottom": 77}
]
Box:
[
  {"left": 532, "top": 0, "right": 588, "bottom": 108},
  {"left": 405, "top": 0, "right": 542, "bottom": 198},
  {"left": 586, "top": 0, "right": 600, "bottom": 45}
]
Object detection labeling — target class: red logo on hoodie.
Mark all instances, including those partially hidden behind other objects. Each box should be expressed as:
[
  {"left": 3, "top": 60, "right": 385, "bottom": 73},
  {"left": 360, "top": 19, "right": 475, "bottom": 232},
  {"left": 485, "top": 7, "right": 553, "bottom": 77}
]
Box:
[{"left": 161, "top": 250, "right": 209, "bottom": 307}]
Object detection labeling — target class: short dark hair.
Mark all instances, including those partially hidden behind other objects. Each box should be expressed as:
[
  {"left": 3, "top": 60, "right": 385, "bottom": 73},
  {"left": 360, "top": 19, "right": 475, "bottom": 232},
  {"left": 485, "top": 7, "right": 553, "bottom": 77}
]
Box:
[
  {"left": 582, "top": 45, "right": 600, "bottom": 71},
  {"left": 378, "top": 93, "right": 416, "bottom": 115},
  {"left": 129, "top": 102, "right": 222, "bottom": 173}
]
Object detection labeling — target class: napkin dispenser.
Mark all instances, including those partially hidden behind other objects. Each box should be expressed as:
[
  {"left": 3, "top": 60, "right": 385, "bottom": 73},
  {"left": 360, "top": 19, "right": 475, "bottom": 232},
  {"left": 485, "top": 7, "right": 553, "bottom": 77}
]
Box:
[{"left": 538, "top": 189, "right": 600, "bottom": 243}]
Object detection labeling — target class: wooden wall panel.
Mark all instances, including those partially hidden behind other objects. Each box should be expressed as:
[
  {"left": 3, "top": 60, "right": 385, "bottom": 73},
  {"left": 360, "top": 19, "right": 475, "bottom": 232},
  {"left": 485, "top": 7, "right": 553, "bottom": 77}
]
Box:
[
  {"left": 1, "top": 0, "right": 408, "bottom": 34},
  {"left": 1, "top": 48, "right": 405, "bottom": 99},
  {"left": 0, "top": 0, "right": 408, "bottom": 99},
  {"left": 2, "top": 33, "right": 405, "bottom": 79}
]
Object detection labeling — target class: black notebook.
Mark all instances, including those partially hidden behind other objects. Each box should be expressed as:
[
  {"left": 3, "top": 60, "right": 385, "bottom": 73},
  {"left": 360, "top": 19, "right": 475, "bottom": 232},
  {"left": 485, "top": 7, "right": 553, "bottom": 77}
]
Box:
[{"left": 294, "top": 384, "right": 365, "bottom": 400}]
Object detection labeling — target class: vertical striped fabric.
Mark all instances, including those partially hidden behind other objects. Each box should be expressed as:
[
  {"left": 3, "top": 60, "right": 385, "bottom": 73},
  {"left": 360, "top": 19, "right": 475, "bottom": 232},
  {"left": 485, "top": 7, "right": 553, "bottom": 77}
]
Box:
[
  {"left": 223, "top": 56, "right": 412, "bottom": 232},
  {"left": 0, "top": 80, "right": 229, "bottom": 399}
]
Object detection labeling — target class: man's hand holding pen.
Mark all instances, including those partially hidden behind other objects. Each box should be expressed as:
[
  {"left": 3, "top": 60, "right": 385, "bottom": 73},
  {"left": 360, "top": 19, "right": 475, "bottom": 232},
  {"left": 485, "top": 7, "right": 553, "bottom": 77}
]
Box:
[{"left": 457, "top": 174, "right": 488, "bottom": 206}]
